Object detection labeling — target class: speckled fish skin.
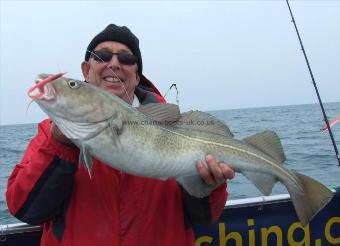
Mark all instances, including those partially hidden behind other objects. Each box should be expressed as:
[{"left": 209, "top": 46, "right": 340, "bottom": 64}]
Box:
[{"left": 30, "top": 74, "right": 334, "bottom": 226}]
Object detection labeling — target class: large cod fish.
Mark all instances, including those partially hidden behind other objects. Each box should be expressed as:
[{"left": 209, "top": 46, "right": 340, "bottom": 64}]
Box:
[{"left": 28, "top": 73, "right": 333, "bottom": 226}]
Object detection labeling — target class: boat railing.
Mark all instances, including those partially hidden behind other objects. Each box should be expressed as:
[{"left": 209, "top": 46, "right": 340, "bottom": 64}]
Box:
[
  {"left": 0, "top": 223, "right": 41, "bottom": 238},
  {"left": 0, "top": 193, "right": 294, "bottom": 237}
]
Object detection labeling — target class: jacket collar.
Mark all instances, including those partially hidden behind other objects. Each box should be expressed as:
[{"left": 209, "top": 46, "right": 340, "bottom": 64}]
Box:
[{"left": 135, "top": 74, "right": 166, "bottom": 105}]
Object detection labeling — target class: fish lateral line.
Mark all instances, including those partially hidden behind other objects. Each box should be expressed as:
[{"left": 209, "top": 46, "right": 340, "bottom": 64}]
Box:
[{"left": 159, "top": 126, "right": 299, "bottom": 186}]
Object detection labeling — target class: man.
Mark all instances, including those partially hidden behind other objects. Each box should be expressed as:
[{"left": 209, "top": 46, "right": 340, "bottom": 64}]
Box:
[{"left": 6, "top": 24, "right": 234, "bottom": 246}]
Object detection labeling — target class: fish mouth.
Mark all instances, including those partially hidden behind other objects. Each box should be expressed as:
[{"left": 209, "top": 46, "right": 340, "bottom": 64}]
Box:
[
  {"left": 28, "top": 72, "right": 65, "bottom": 100},
  {"left": 28, "top": 79, "right": 56, "bottom": 100}
]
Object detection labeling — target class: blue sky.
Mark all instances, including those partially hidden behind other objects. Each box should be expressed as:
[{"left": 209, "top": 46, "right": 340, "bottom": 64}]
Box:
[{"left": 1, "top": 0, "right": 339, "bottom": 125}]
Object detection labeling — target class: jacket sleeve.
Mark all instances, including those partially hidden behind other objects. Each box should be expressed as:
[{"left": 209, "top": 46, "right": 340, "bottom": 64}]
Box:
[
  {"left": 181, "top": 183, "right": 227, "bottom": 227},
  {"left": 6, "top": 119, "right": 79, "bottom": 225}
]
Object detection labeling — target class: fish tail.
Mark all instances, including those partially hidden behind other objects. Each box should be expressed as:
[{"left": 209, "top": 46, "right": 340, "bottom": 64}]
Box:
[{"left": 288, "top": 172, "right": 333, "bottom": 226}]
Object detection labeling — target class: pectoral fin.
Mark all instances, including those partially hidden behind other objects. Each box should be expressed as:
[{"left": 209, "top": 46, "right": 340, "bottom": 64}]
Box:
[
  {"left": 79, "top": 144, "right": 93, "bottom": 178},
  {"left": 109, "top": 117, "right": 122, "bottom": 150}
]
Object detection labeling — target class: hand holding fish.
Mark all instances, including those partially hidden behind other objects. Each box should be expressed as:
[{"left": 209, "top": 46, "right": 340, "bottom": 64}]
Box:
[
  {"left": 196, "top": 155, "right": 235, "bottom": 187},
  {"left": 51, "top": 122, "right": 75, "bottom": 147}
]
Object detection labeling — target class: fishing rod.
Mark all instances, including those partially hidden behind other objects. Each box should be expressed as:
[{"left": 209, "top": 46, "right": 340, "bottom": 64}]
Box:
[{"left": 285, "top": 0, "right": 340, "bottom": 166}]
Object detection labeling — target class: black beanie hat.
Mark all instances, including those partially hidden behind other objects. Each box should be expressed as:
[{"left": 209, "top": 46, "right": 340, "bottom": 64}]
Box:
[{"left": 85, "top": 24, "right": 142, "bottom": 74}]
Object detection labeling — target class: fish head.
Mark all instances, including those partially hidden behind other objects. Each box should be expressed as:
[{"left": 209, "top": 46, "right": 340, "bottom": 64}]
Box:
[{"left": 28, "top": 73, "right": 118, "bottom": 124}]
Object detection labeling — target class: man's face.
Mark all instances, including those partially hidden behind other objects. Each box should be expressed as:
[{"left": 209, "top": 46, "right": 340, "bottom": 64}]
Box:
[{"left": 81, "top": 41, "right": 140, "bottom": 104}]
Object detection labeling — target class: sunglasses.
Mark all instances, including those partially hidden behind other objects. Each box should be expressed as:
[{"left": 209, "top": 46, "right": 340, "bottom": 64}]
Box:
[{"left": 89, "top": 50, "right": 138, "bottom": 65}]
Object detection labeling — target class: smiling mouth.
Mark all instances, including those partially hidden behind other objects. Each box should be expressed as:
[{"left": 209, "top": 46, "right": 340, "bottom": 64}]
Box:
[{"left": 103, "top": 76, "right": 124, "bottom": 83}]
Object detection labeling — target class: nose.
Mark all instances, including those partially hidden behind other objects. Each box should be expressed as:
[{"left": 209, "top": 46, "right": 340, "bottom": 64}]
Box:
[{"left": 107, "top": 54, "right": 121, "bottom": 69}]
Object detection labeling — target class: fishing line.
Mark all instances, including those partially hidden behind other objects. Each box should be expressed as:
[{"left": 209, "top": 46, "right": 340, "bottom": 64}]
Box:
[
  {"left": 163, "top": 83, "right": 180, "bottom": 107},
  {"left": 285, "top": 0, "right": 340, "bottom": 166},
  {"left": 86, "top": 50, "right": 133, "bottom": 105}
]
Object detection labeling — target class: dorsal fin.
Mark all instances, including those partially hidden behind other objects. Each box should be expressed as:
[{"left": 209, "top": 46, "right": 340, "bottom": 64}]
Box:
[
  {"left": 137, "top": 103, "right": 180, "bottom": 123},
  {"left": 244, "top": 131, "right": 286, "bottom": 163},
  {"left": 171, "top": 110, "right": 234, "bottom": 138}
]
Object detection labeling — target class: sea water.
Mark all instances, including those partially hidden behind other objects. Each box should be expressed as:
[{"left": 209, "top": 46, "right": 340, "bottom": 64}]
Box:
[{"left": 1, "top": 102, "right": 340, "bottom": 224}]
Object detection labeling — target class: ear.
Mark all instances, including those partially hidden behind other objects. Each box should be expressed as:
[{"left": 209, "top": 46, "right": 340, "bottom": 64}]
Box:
[
  {"left": 135, "top": 72, "right": 140, "bottom": 86},
  {"left": 81, "top": 61, "right": 90, "bottom": 81}
]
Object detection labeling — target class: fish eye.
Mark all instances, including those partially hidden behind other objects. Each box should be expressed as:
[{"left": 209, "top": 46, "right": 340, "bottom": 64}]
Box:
[{"left": 68, "top": 80, "right": 81, "bottom": 89}]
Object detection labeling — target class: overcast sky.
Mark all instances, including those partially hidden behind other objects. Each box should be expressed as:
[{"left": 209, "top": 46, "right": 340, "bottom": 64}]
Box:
[{"left": 1, "top": 0, "right": 339, "bottom": 125}]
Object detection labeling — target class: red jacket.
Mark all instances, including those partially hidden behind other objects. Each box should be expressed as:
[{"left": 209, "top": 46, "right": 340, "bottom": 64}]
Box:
[{"left": 6, "top": 76, "right": 227, "bottom": 246}]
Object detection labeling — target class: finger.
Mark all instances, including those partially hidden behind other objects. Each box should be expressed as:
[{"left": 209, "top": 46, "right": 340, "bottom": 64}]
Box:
[
  {"left": 51, "top": 122, "right": 61, "bottom": 137},
  {"left": 51, "top": 122, "right": 74, "bottom": 146},
  {"left": 219, "top": 163, "right": 235, "bottom": 180},
  {"left": 196, "top": 160, "right": 215, "bottom": 185},
  {"left": 206, "top": 155, "right": 225, "bottom": 184},
  {"left": 52, "top": 123, "right": 65, "bottom": 139}
]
